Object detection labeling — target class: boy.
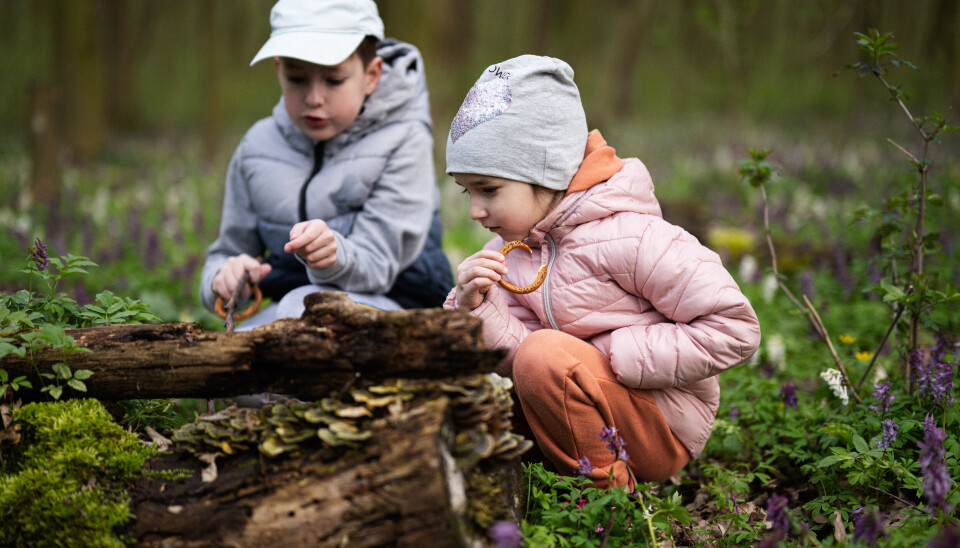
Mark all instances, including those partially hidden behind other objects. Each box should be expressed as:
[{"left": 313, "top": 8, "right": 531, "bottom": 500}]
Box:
[{"left": 200, "top": 0, "right": 452, "bottom": 327}]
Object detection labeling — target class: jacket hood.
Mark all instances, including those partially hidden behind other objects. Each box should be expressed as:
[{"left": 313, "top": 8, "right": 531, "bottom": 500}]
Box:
[
  {"left": 528, "top": 132, "right": 662, "bottom": 245},
  {"left": 272, "top": 39, "right": 432, "bottom": 155}
]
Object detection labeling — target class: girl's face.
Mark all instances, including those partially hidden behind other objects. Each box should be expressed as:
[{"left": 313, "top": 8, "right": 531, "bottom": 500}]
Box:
[
  {"left": 275, "top": 54, "right": 382, "bottom": 142},
  {"left": 453, "top": 173, "right": 560, "bottom": 243}
]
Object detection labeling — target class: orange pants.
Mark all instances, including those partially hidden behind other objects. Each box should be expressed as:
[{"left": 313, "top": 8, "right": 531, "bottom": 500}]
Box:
[{"left": 512, "top": 329, "right": 689, "bottom": 488}]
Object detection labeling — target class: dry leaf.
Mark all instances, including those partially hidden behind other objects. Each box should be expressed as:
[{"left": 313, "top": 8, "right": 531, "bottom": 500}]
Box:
[
  {"left": 198, "top": 452, "right": 218, "bottom": 483},
  {"left": 832, "top": 510, "right": 848, "bottom": 542},
  {"left": 144, "top": 425, "right": 173, "bottom": 451}
]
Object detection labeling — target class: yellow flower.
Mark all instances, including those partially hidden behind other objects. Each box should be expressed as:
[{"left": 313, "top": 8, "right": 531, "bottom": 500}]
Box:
[
  {"left": 855, "top": 351, "right": 874, "bottom": 361},
  {"left": 838, "top": 334, "right": 856, "bottom": 344}
]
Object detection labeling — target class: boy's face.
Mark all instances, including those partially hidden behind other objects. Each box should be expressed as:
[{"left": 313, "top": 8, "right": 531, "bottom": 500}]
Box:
[
  {"left": 453, "top": 174, "right": 557, "bottom": 243},
  {"left": 275, "top": 53, "right": 382, "bottom": 142}
]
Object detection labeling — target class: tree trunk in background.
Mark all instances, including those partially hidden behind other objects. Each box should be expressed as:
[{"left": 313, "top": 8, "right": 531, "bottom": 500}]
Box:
[
  {"left": 54, "top": 0, "right": 108, "bottom": 161},
  {"left": 28, "top": 82, "right": 59, "bottom": 206},
  {"left": 201, "top": 0, "right": 224, "bottom": 169},
  {"left": 105, "top": 0, "right": 137, "bottom": 132}
]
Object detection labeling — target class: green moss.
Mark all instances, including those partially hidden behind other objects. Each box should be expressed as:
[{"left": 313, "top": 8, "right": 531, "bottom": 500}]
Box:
[
  {"left": 0, "top": 399, "right": 156, "bottom": 547},
  {"left": 144, "top": 468, "right": 194, "bottom": 482}
]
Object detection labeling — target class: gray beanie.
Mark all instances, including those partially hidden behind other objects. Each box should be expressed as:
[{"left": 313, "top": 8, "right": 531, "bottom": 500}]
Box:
[{"left": 446, "top": 55, "right": 588, "bottom": 191}]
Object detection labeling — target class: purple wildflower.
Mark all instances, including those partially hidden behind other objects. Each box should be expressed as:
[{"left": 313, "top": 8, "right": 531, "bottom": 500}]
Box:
[
  {"left": 488, "top": 521, "right": 523, "bottom": 548},
  {"left": 30, "top": 237, "right": 49, "bottom": 271},
  {"left": 766, "top": 495, "right": 790, "bottom": 533},
  {"left": 599, "top": 426, "right": 629, "bottom": 462},
  {"left": 575, "top": 455, "right": 594, "bottom": 475},
  {"left": 931, "top": 333, "right": 948, "bottom": 365},
  {"left": 851, "top": 507, "right": 887, "bottom": 545},
  {"left": 594, "top": 523, "right": 604, "bottom": 533},
  {"left": 731, "top": 494, "right": 743, "bottom": 514},
  {"left": 868, "top": 381, "right": 896, "bottom": 416},
  {"left": 730, "top": 403, "right": 740, "bottom": 423},
  {"left": 918, "top": 414, "right": 953, "bottom": 512},
  {"left": 913, "top": 348, "right": 955, "bottom": 406},
  {"left": 928, "top": 524, "right": 960, "bottom": 548},
  {"left": 930, "top": 361, "right": 955, "bottom": 406},
  {"left": 144, "top": 228, "right": 161, "bottom": 271},
  {"left": 876, "top": 419, "right": 898, "bottom": 450},
  {"left": 780, "top": 382, "right": 798, "bottom": 409}
]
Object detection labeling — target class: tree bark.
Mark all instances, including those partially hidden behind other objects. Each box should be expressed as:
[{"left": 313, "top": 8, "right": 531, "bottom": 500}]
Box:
[
  {"left": 0, "top": 292, "right": 504, "bottom": 401},
  {"left": 28, "top": 81, "right": 59, "bottom": 205},
  {"left": 128, "top": 390, "right": 525, "bottom": 547}
]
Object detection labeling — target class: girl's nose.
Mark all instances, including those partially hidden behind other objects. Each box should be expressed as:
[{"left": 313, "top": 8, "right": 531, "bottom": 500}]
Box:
[{"left": 468, "top": 199, "right": 486, "bottom": 221}]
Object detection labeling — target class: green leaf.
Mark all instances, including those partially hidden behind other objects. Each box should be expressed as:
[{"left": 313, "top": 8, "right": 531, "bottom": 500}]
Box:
[
  {"left": 52, "top": 362, "right": 71, "bottom": 379},
  {"left": 853, "top": 434, "right": 869, "bottom": 453},
  {"left": 49, "top": 385, "right": 63, "bottom": 399},
  {"left": 67, "top": 379, "right": 87, "bottom": 392},
  {"left": 73, "top": 369, "right": 94, "bottom": 380}
]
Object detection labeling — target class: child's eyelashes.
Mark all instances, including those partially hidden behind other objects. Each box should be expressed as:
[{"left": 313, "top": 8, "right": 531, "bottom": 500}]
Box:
[
  {"left": 327, "top": 78, "right": 345, "bottom": 86},
  {"left": 459, "top": 186, "right": 499, "bottom": 196}
]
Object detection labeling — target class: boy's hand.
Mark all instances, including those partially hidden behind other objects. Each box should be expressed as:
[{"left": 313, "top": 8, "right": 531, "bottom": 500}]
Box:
[
  {"left": 212, "top": 254, "right": 272, "bottom": 301},
  {"left": 455, "top": 250, "right": 508, "bottom": 311},
  {"left": 285, "top": 219, "right": 337, "bottom": 269}
]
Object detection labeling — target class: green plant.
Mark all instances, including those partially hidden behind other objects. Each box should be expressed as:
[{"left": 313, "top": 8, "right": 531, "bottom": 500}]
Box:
[
  {"left": 0, "top": 238, "right": 161, "bottom": 402},
  {"left": 0, "top": 399, "right": 157, "bottom": 546},
  {"left": 843, "top": 29, "right": 960, "bottom": 389}
]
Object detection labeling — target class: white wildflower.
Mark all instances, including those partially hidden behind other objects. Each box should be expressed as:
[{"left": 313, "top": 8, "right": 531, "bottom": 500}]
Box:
[
  {"left": 761, "top": 273, "right": 778, "bottom": 303},
  {"left": 766, "top": 334, "right": 786, "bottom": 370},
  {"left": 738, "top": 254, "right": 758, "bottom": 282},
  {"left": 820, "top": 368, "right": 848, "bottom": 406}
]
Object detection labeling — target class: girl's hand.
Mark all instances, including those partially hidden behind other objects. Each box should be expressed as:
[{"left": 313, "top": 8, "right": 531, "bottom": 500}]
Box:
[
  {"left": 455, "top": 249, "right": 508, "bottom": 311},
  {"left": 212, "top": 254, "right": 272, "bottom": 301},
  {"left": 285, "top": 219, "right": 337, "bottom": 269}
]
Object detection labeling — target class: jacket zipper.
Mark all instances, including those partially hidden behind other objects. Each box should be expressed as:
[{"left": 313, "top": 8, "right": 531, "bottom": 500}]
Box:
[{"left": 542, "top": 233, "right": 560, "bottom": 330}]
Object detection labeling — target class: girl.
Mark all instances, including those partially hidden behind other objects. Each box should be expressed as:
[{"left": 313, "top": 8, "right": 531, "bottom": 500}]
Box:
[{"left": 444, "top": 55, "right": 761, "bottom": 487}]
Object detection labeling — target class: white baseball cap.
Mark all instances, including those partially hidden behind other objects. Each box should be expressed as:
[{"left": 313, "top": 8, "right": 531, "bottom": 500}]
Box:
[{"left": 250, "top": 0, "right": 384, "bottom": 67}]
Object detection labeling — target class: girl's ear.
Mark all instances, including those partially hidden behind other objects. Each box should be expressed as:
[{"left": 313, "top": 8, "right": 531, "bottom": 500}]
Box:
[
  {"left": 364, "top": 56, "right": 383, "bottom": 96},
  {"left": 274, "top": 57, "right": 283, "bottom": 82}
]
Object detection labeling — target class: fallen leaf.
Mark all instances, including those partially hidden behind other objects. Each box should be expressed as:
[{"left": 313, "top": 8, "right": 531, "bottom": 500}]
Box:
[
  {"left": 198, "top": 452, "right": 218, "bottom": 483},
  {"left": 833, "top": 510, "right": 848, "bottom": 542},
  {"left": 144, "top": 425, "right": 173, "bottom": 451}
]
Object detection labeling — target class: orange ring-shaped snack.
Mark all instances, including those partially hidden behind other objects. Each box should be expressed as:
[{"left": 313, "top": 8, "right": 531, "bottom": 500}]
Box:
[
  {"left": 498, "top": 241, "right": 547, "bottom": 294},
  {"left": 215, "top": 285, "right": 263, "bottom": 322}
]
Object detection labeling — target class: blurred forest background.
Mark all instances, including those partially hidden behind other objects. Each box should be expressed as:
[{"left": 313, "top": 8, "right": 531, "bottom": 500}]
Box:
[{"left": 0, "top": 0, "right": 958, "bottom": 323}]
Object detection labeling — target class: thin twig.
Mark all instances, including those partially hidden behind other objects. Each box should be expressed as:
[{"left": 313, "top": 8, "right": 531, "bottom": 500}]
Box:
[
  {"left": 224, "top": 270, "right": 252, "bottom": 334},
  {"left": 885, "top": 138, "right": 919, "bottom": 164},
  {"left": 802, "top": 294, "right": 863, "bottom": 404},
  {"left": 598, "top": 512, "right": 617, "bottom": 548},
  {"left": 866, "top": 485, "right": 920, "bottom": 511},
  {"left": 856, "top": 304, "right": 905, "bottom": 391},
  {"left": 760, "top": 185, "right": 814, "bottom": 328}
]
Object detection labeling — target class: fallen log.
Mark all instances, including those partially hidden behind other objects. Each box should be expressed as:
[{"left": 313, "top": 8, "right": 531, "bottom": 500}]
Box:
[
  {"left": 0, "top": 292, "right": 504, "bottom": 401},
  {"left": 129, "top": 375, "right": 529, "bottom": 547},
  {"left": 4, "top": 292, "right": 533, "bottom": 546}
]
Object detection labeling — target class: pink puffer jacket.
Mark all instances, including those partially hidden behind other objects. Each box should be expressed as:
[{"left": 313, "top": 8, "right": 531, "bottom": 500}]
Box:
[{"left": 444, "top": 132, "right": 761, "bottom": 458}]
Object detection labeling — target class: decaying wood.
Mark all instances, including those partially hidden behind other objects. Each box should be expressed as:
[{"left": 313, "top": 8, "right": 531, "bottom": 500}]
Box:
[
  {"left": 0, "top": 292, "right": 504, "bottom": 401},
  {"left": 129, "top": 384, "right": 526, "bottom": 547}
]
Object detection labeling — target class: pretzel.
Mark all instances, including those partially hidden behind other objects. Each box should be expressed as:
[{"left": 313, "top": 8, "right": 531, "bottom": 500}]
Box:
[
  {"left": 215, "top": 285, "right": 263, "bottom": 322},
  {"left": 498, "top": 241, "right": 547, "bottom": 294}
]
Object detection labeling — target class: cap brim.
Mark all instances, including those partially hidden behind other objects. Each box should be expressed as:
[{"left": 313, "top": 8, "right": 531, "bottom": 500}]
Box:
[{"left": 250, "top": 31, "right": 365, "bottom": 67}]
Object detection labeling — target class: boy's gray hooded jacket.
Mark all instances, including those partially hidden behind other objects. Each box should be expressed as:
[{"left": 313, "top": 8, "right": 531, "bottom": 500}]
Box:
[{"left": 200, "top": 40, "right": 451, "bottom": 311}]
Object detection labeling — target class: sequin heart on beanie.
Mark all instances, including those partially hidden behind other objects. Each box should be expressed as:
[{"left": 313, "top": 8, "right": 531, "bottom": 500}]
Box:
[{"left": 449, "top": 81, "right": 512, "bottom": 143}]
